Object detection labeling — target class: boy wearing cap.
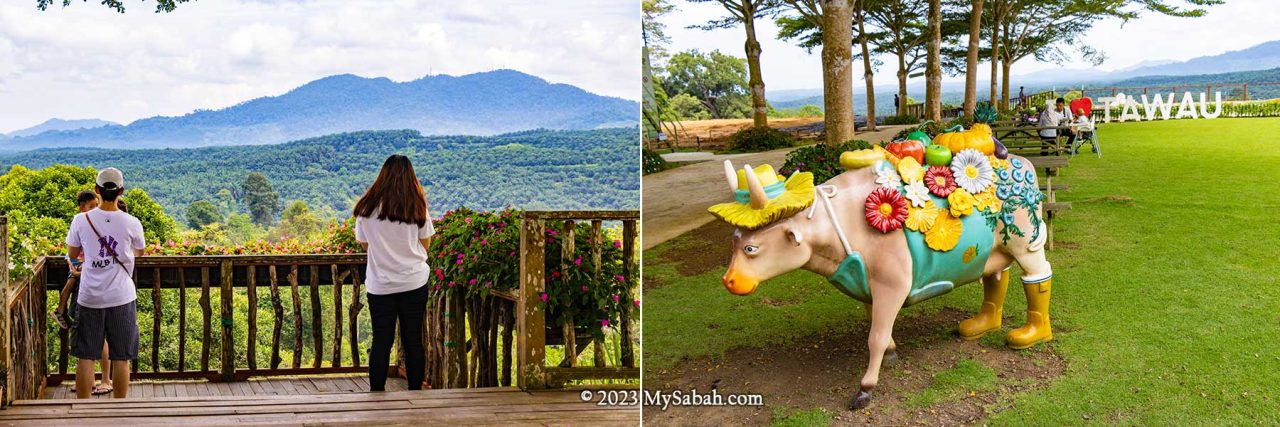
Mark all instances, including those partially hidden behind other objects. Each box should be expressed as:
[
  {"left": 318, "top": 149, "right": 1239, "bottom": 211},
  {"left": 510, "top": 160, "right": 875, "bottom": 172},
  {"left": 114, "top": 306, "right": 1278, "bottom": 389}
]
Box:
[{"left": 64, "top": 167, "right": 145, "bottom": 399}]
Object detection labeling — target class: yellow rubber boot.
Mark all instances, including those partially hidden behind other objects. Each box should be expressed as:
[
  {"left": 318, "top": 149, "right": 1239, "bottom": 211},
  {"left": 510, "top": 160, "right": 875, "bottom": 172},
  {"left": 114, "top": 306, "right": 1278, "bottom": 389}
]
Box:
[
  {"left": 1007, "top": 279, "right": 1053, "bottom": 349},
  {"left": 958, "top": 272, "right": 1009, "bottom": 340}
]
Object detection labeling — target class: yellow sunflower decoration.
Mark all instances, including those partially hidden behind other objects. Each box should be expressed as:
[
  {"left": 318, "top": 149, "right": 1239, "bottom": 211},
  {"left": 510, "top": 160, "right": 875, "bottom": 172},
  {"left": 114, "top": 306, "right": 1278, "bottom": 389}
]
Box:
[
  {"left": 925, "top": 210, "right": 964, "bottom": 251},
  {"left": 707, "top": 162, "right": 816, "bottom": 230},
  {"left": 905, "top": 200, "right": 940, "bottom": 232},
  {"left": 948, "top": 188, "right": 977, "bottom": 217}
]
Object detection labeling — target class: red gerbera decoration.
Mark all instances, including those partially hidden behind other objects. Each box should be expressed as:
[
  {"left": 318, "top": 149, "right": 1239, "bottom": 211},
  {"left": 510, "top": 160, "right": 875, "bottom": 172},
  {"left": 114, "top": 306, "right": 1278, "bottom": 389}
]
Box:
[
  {"left": 925, "top": 165, "right": 957, "bottom": 197},
  {"left": 864, "top": 187, "right": 909, "bottom": 233}
]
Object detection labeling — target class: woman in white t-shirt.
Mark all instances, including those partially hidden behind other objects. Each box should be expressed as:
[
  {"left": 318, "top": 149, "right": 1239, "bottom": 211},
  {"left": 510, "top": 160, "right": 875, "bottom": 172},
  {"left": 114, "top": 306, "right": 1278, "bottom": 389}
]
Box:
[{"left": 353, "top": 154, "right": 435, "bottom": 391}]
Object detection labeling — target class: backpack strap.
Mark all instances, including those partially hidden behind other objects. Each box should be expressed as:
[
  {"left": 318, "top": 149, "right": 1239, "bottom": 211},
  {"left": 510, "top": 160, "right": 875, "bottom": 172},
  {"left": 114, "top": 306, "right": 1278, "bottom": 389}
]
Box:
[{"left": 84, "top": 212, "right": 134, "bottom": 278}]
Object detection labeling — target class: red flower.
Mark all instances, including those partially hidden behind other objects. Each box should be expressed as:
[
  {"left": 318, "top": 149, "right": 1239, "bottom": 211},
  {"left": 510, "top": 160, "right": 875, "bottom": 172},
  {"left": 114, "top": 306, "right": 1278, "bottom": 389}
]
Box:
[
  {"left": 864, "top": 187, "right": 909, "bottom": 233},
  {"left": 925, "top": 166, "right": 956, "bottom": 197}
]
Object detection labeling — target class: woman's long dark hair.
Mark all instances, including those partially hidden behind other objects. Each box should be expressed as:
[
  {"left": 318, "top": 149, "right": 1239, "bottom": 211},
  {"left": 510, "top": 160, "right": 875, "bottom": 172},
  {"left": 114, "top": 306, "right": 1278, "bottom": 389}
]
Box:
[{"left": 352, "top": 154, "right": 428, "bottom": 227}]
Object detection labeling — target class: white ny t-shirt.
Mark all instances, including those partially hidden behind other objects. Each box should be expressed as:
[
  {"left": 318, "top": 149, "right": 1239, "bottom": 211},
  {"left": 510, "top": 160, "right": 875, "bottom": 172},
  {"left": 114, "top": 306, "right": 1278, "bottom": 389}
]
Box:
[
  {"left": 64, "top": 208, "right": 146, "bottom": 309},
  {"left": 355, "top": 212, "right": 435, "bottom": 295}
]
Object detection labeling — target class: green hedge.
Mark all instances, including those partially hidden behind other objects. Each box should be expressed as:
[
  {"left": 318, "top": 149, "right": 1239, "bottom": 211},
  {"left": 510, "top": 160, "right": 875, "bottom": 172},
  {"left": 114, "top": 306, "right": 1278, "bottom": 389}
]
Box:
[
  {"left": 728, "top": 127, "right": 795, "bottom": 152},
  {"left": 779, "top": 140, "right": 874, "bottom": 184}
]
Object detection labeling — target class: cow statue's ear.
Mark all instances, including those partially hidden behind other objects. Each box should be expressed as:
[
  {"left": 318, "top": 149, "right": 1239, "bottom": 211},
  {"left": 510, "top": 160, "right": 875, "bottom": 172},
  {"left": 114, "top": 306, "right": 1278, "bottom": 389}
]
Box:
[{"left": 786, "top": 227, "right": 803, "bottom": 246}]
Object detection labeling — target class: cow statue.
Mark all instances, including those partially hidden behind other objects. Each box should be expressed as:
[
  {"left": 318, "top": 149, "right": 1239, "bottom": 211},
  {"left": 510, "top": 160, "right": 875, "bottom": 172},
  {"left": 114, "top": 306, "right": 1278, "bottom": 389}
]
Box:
[{"left": 708, "top": 143, "right": 1053, "bottom": 410}]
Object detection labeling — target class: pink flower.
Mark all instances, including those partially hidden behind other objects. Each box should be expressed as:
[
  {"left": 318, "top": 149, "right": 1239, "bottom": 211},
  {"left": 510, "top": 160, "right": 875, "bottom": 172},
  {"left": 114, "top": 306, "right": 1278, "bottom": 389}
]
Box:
[
  {"left": 634, "top": 299, "right": 640, "bottom": 307},
  {"left": 464, "top": 217, "right": 472, "bottom": 223},
  {"left": 468, "top": 278, "right": 477, "bottom": 285},
  {"left": 601, "top": 319, "right": 610, "bottom": 327},
  {"left": 573, "top": 257, "right": 582, "bottom": 266},
  {"left": 539, "top": 293, "right": 548, "bottom": 302},
  {"left": 447, "top": 281, "right": 455, "bottom": 288},
  {"left": 480, "top": 239, "right": 487, "bottom": 246},
  {"left": 614, "top": 275, "right": 625, "bottom": 282},
  {"left": 581, "top": 286, "right": 589, "bottom": 292},
  {"left": 456, "top": 259, "right": 463, "bottom": 265},
  {"left": 552, "top": 271, "right": 561, "bottom": 279},
  {"left": 612, "top": 294, "right": 620, "bottom": 302},
  {"left": 614, "top": 240, "right": 622, "bottom": 248}
]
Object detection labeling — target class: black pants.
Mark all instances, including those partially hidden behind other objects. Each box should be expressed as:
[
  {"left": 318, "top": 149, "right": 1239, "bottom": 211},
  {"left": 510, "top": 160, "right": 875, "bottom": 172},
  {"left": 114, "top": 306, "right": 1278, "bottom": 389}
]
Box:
[{"left": 367, "top": 284, "right": 428, "bottom": 391}]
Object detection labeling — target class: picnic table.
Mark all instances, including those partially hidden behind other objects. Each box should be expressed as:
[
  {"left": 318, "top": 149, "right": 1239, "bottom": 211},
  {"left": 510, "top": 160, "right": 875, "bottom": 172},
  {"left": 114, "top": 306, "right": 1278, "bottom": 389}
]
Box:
[{"left": 991, "top": 125, "right": 1073, "bottom": 156}]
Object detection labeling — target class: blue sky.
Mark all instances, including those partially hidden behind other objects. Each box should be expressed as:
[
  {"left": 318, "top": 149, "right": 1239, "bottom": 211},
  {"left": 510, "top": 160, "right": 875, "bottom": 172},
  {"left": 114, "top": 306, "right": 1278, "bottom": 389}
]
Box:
[
  {"left": 0, "top": 0, "right": 639, "bottom": 133},
  {"left": 660, "top": 0, "right": 1279, "bottom": 91}
]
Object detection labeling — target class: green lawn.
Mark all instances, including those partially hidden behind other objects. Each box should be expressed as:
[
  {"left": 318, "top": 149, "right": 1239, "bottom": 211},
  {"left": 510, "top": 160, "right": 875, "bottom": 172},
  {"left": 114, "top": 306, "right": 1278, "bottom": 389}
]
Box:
[{"left": 642, "top": 118, "right": 1280, "bottom": 425}]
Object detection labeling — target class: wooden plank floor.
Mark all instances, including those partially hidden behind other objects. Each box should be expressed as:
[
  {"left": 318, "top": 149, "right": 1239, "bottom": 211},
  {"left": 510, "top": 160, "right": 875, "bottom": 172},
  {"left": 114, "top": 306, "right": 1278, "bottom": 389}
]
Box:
[
  {"left": 7, "top": 385, "right": 639, "bottom": 426},
  {"left": 41, "top": 375, "right": 405, "bottom": 400}
]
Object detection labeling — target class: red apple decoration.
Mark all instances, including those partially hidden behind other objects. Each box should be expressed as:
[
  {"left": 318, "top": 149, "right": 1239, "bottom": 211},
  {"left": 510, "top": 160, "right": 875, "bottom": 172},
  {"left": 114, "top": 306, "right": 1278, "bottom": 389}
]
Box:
[{"left": 885, "top": 139, "right": 925, "bottom": 164}]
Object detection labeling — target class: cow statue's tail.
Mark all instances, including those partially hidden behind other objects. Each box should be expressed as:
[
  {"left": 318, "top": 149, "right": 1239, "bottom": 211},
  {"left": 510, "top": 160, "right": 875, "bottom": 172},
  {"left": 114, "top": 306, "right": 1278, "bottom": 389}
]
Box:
[{"left": 1027, "top": 212, "right": 1048, "bottom": 252}]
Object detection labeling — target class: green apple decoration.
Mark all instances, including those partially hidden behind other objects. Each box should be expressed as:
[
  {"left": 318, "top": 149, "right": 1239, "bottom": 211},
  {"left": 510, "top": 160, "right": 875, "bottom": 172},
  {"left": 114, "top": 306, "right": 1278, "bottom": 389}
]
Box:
[{"left": 924, "top": 144, "right": 952, "bottom": 166}]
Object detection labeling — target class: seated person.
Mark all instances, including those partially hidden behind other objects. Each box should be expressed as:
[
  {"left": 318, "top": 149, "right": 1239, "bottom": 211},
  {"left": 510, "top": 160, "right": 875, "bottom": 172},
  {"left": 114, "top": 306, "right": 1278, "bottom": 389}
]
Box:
[
  {"left": 1037, "top": 99, "right": 1063, "bottom": 155},
  {"left": 1072, "top": 107, "right": 1095, "bottom": 154}
]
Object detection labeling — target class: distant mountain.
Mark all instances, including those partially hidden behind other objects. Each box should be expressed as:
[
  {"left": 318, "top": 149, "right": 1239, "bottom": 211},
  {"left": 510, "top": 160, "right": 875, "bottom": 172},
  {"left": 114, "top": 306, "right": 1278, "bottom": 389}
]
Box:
[
  {"left": 1015, "top": 40, "right": 1280, "bottom": 85},
  {"left": 2, "top": 70, "right": 638, "bottom": 151},
  {"left": 3, "top": 118, "right": 116, "bottom": 138}
]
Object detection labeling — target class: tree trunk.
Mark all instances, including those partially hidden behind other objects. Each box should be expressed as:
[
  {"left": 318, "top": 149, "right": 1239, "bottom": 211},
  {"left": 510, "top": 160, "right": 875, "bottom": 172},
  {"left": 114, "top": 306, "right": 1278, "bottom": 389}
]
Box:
[
  {"left": 856, "top": 6, "right": 876, "bottom": 131},
  {"left": 989, "top": 4, "right": 1000, "bottom": 109},
  {"left": 925, "top": 0, "right": 942, "bottom": 122},
  {"left": 897, "top": 53, "right": 908, "bottom": 116},
  {"left": 963, "top": 0, "right": 984, "bottom": 116},
  {"left": 743, "top": 12, "right": 769, "bottom": 128},
  {"left": 1001, "top": 57, "right": 1011, "bottom": 110},
  {"left": 821, "top": 0, "right": 855, "bottom": 145}
]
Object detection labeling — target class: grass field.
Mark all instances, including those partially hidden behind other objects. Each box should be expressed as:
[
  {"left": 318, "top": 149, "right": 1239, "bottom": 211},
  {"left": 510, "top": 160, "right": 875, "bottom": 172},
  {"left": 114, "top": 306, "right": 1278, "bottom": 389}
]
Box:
[{"left": 641, "top": 118, "right": 1280, "bottom": 425}]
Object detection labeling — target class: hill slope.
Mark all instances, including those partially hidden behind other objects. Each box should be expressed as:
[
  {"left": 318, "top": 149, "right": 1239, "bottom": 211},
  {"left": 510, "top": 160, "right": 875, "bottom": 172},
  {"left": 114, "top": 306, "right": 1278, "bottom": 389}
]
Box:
[
  {"left": 0, "top": 128, "right": 639, "bottom": 217},
  {"left": 2, "top": 70, "right": 638, "bottom": 151},
  {"left": 3, "top": 118, "right": 116, "bottom": 138}
]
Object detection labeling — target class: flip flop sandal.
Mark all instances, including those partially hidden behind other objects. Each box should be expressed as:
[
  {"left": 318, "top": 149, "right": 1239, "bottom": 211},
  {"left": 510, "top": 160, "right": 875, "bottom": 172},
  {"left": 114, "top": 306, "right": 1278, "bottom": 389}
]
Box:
[{"left": 92, "top": 384, "right": 113, "bottom": 395}]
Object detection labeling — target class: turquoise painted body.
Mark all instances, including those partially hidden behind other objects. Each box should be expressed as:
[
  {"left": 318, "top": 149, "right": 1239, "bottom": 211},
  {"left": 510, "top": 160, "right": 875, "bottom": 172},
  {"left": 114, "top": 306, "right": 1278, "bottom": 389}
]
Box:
[{"left": 826, "top": 160, "right": 996, "bottom": 306}]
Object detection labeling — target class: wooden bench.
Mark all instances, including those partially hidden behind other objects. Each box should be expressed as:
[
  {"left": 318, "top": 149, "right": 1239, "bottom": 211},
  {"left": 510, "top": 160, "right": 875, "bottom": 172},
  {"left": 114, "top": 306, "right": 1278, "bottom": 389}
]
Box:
[{"left": 1021, "top": 155, "right": 1071, "bottom": 250}]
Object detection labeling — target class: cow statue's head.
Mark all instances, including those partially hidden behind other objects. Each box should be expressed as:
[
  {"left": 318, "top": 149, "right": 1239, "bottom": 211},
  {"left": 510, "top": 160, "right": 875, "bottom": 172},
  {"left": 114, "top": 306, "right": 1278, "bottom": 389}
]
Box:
[{"left": 707, "top": 161, "right": 815, "bottom": 295}]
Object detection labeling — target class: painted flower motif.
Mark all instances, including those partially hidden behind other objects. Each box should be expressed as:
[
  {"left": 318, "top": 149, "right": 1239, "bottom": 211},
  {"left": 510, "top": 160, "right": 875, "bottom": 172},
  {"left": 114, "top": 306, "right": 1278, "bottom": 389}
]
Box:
[
  {"left": 975, "top": 187, "right": 1000, "bottom": 213},
  {"left": 903, "top": 180, "right": 930, "bottom": 207},
  {"left": 864, "top": 187, "right": 909, "bottom": 233},
  {"left": 925, "top": 166, "right": 956, "bottom": 197},
  {"left": 874, "top": 161, "right": 902, "bottom": 189},
  {"left": 905, "top": 200, "right": 940, "bottom": 232},
  {"left": 948, "top": 188, "right": 977, "bottom": 217},
  {"left": 896, "top": 157, "right": 925, "bottom": 183},
  {"left": 925, "top": 210, "right": 964, "bottom": 251},
  {"left": 950, "top": 148, "right": 995, "bottom": 193}
]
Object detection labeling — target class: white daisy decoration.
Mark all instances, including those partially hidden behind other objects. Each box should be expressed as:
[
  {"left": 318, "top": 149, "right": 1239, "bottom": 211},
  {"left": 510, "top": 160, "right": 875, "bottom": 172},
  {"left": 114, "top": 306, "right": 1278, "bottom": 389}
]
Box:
[
  {"left": 903, "top": 180, "right": 930, "bottom": 207},
  {"left": 950, "top": 148, "right": 995, "bottom": 194},
  {"left": 874, "top": 161, "right": 902, "bottom": 189}
]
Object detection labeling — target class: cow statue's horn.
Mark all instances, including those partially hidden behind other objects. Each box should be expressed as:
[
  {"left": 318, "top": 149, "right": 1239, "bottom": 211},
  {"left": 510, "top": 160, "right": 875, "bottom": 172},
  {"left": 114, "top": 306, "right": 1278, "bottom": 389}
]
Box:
[
  {"left": 723, "top": 160, "right": 739, "bottom": 193},
  {"left": 742, "top": 164, "right": 768, "bottom": 209}
]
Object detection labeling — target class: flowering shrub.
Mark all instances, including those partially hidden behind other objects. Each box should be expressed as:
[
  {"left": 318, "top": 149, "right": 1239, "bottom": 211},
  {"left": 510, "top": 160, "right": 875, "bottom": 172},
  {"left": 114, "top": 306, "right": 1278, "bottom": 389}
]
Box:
[
  {"left": 429, "top": 207, "right": 636, "bottom": 336},
  {"left": 780, "top": 140, "right": 873, "bottom": 184}
]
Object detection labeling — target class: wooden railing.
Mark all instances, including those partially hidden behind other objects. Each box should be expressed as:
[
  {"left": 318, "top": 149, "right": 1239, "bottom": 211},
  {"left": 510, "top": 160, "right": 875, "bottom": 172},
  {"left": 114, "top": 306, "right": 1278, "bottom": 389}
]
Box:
[
  {"left": 517, "top": 210, "right": 639, "bottom": 389},
  {"left": 40, "top": 254, "right": 382, "bottom": 384},
  {"left": 1, "top": 216, "right": 51, "bottom": 405}
]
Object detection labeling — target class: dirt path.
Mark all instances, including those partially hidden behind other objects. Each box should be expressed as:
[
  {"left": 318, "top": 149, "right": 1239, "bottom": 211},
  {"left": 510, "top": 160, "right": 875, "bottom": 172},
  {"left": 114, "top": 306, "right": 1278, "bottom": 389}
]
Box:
[{"left": 642, "top": 125, "right": 909, "bottom": 250}]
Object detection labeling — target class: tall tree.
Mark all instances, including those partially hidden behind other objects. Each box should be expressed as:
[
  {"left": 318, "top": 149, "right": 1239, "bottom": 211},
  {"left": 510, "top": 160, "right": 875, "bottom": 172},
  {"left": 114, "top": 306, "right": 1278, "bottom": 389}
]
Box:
[
  {"left": 778, "top": 0, "right": 855, "bottom": 144},
  {"left": 662, "top": 50, "right": 752, "bottom": 119},
  {"left": 186, "top": 200, "right": 222, "bottom": 229},
  {"left": 36, "top": 0, "right": 191, "bottom": 13},
  {"left": 242, "top": 172, "right": 280, "bottom": 227},
  {"left": 995, "top": 0, "right": 1220, "bottom": 108},
  {"left": 643, "top": 0, "right": 683, "bottom": 143},
  {"left": 924, "top": 0, "right": 942, "bottom": 122},
  {"left": 690, "top": 0, "right": 783, "bottom": 128},
  {"left": 987, "top": 0, "right": 1006, "bottom": 109},
  {"left": 854, "top": 0, "right": 877, "bottom": 131},
  {"left": 962, "top": 0, "right": 984, "bottom": 115},
  {"left": 865, "top": 0, "right": 928, "bottom": 116}
]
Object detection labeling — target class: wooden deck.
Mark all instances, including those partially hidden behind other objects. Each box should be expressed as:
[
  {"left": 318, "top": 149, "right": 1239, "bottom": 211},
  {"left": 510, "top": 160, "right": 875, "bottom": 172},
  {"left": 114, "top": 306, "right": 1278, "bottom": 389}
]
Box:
[
  {"left": 4, "top": 382, "right": 638, "bottom": 426},
  {"left": 41, "top": 374, "right": 406, "bottom": 400}
]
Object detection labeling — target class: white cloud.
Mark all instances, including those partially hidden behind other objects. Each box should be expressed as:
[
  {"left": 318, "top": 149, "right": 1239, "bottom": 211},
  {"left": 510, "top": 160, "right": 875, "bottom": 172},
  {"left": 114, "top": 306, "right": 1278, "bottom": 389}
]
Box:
[{"left": 0, "top": 0, "right": 639, "bottom": 133}]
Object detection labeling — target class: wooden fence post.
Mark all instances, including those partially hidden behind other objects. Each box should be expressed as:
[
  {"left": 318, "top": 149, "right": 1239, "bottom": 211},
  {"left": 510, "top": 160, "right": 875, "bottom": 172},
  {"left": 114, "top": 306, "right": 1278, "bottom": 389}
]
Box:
[
  {"left": 516, "top": 215, "right": 546, "bottom": 390},
  {"left": 446, "top": 287, "right": 466, "bottom": 388},
  {"left": 219, "top": 260, "right": 234, "bottom": 382},
  {"left": 620, "top": 220, "right": 637, "bottom": 368},
  {"left": 0, "top": 217, "right": 10, "bottom": 406}
]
